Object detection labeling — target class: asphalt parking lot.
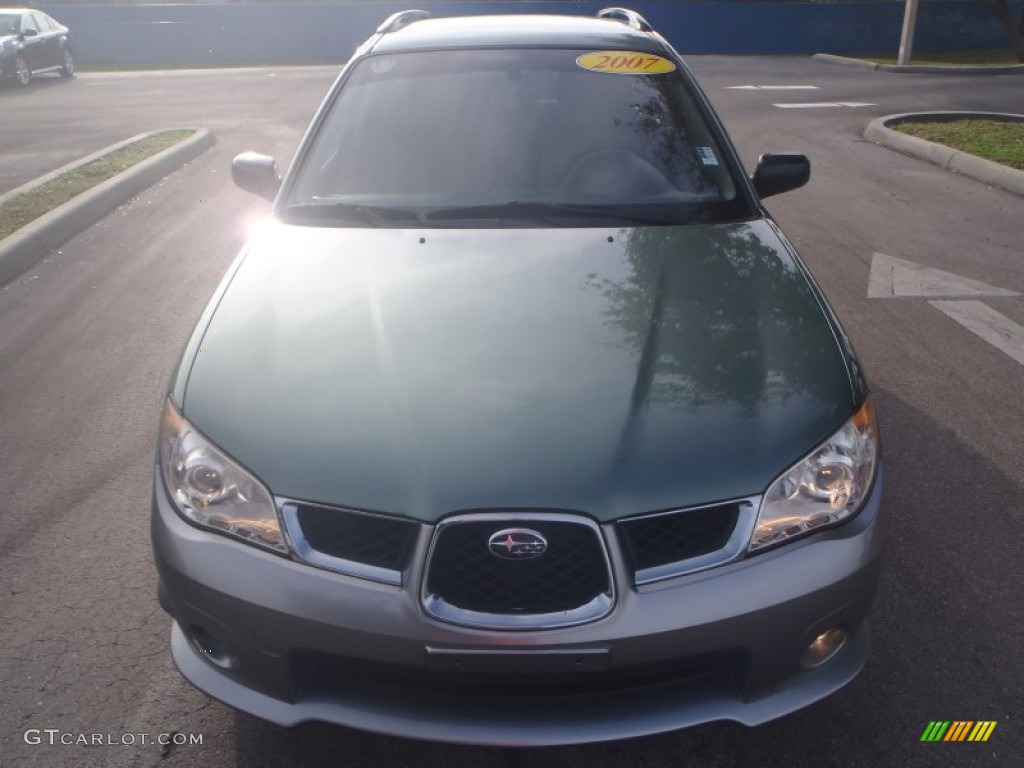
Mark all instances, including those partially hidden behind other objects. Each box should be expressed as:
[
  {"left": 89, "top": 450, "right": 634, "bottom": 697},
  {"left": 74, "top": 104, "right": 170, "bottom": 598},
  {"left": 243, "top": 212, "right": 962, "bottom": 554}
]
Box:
[{"left": 1, "top": 58, "right": 1022, "bottom": 767}]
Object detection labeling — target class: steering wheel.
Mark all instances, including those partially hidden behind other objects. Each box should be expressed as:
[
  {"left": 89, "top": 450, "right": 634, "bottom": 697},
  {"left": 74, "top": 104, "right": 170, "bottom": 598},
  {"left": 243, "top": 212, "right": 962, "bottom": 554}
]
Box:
[{"left": 557, "top": 147, "right": 676, "bottom": 200}]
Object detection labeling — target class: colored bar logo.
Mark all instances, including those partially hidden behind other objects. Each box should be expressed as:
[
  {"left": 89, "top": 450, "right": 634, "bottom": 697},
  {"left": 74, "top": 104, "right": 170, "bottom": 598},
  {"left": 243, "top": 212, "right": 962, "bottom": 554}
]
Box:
[{"left": 921, "top": 721, "right": 997, "bottom": 742}]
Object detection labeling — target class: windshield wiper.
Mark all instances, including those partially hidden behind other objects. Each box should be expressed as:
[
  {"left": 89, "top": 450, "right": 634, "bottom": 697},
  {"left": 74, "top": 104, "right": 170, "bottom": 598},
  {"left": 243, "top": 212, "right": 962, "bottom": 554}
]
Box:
[
  {"left": 422, "top": 201, "right": 677, "bottom": 226},
  {"left": 281, "top": 203, "right": 419, "bottom": 227},
  {"left": 282, "top": 201, "right": 679, "bottom": 227}
]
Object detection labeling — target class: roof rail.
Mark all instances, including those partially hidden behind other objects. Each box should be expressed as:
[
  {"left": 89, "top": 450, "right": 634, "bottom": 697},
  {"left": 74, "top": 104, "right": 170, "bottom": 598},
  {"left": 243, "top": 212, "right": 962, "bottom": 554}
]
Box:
[
  {"left": 597, "top": 7, "right": 653, "bottom": 33},
  {"left": 376, "top": 9, "right": 431, "bottom": 34}
]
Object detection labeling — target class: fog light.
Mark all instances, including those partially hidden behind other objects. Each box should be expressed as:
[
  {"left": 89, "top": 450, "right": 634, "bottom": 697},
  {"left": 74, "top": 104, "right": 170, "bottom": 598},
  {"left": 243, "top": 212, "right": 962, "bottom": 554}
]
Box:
[
  {"left": 800, "top": 627, "right": 848, "bottom": 668},
  {"left": 189, "top": 626, "right": 240, "bottom": 670}
]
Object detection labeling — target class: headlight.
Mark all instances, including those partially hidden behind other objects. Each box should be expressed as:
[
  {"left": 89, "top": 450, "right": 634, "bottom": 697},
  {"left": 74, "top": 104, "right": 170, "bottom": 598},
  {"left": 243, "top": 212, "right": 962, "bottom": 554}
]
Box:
[
  {"left": 158, "top": 399, "right": 287, "bottom": 553},
  {"left": 749, "top": 399, "right": 878, "bottom": 552}
]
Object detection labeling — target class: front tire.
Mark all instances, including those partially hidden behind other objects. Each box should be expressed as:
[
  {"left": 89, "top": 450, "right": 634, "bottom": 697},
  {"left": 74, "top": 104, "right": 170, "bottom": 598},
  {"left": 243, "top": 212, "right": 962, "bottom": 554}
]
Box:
[
  {"left": 60, "top": 48, "right": 75, "bottom": 78},
  {"left": 13, "top": 55, "right": 30, "bottom": 87}
]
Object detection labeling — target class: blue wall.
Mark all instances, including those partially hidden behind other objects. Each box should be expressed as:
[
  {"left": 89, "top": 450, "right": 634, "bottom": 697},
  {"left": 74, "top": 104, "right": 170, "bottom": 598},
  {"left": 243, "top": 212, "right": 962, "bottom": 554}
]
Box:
[{"left": 39, "top": 2, "right": 1020, "bottom": 67}]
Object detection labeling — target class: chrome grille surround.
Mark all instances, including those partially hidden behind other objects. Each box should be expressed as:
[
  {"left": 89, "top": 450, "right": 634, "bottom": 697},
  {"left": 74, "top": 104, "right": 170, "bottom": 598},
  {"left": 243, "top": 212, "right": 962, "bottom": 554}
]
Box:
[
  {"left": 421, "top": 512, "right": 615, "bottom": 631},
  {"left": 619, "top": 496, "right": 760, "bottom": 586},
  {"left": 278, "top": 498, "right": 422, "bottom": 586}
]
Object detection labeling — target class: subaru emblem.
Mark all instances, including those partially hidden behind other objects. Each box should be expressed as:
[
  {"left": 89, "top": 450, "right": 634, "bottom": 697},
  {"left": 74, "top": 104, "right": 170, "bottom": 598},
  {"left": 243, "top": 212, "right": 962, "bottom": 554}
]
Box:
[{"left": 488, "top": 528, "right": 548, "bottom": 560}]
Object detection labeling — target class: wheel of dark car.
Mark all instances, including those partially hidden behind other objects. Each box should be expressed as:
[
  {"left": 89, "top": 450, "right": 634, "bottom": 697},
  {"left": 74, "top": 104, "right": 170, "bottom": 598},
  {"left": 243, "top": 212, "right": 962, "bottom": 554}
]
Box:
[
  {"left": 60, "top": 48, "right": 75, "bottom": 78},
  {"left": 14, "top": 55, "right": 30, "bottom": 87},
  {"left": 558, "top": 146, "right": 675, "bottom": 200}
]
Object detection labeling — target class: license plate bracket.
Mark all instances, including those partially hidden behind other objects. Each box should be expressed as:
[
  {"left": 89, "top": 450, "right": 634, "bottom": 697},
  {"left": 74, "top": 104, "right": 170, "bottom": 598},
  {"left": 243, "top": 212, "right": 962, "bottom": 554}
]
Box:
[{"left": 425, "top": 646, "right": 610, "bottom": 674}]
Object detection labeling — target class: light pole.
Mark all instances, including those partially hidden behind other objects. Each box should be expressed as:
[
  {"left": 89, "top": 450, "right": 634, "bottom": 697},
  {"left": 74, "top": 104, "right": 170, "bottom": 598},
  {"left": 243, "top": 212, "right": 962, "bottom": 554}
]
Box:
[{"left": 898, "top": 0, "right": 920, "bottom": 65}]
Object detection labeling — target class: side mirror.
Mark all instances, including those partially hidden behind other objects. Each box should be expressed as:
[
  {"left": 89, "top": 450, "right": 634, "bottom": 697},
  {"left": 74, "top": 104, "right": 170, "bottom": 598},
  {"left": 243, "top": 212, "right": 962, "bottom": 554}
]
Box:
[
  {"left": 752, "top": 153, "right": 810, "bottom": 199},
  {"left": 231, "top": 152, "right": 281, "bottom": 202},
  {"left": 21, "top": 28, "right": 37, "bottom": 38}
]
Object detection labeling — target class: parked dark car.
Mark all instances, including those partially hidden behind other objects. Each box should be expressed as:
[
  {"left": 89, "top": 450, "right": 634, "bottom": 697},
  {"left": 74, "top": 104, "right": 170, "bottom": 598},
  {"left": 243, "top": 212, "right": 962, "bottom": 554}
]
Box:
[
  {"left": 153, "top": 8, "right": 885, "bottom": 745},
  {"left": 0, "top": 7, "right": 74, "bottom": 86}
]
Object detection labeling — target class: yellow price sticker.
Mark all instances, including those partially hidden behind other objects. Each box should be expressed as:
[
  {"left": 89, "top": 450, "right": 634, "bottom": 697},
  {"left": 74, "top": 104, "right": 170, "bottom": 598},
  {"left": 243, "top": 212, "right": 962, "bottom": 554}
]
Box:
[{"left": 576, "top": 51, "right": 676, "bottom": 75}]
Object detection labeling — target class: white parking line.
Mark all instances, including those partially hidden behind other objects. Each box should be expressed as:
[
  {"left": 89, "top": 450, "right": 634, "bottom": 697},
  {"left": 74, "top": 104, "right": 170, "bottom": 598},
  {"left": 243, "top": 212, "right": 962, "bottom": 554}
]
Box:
[
  {"left": 867, "top": 253, "right": 1018, "bottom": 299},
  {"left": 773, "top": 102, "right": 876, "bottom": 109},
  {"left": 866, "top": 253, "right": 1023, "bottom": 367},
  {"left": 930, "top": 300, "right": 1024, "bottom": 367},
  {"left": 726, "top": 85, "right": 819, "bottom": 90}
]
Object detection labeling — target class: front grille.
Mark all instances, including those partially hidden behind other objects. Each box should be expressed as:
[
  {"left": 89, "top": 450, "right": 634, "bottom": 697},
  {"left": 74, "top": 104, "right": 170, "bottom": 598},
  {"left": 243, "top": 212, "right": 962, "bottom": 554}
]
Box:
[
  {"left": 423, "top": 516, "right": 612, "bottom": 628},
  {"left": 289, "top": 502, "right": 418, "bottom": 573},
  {"left": 619, "top": 502, "right": 741, "bottom": 572}
]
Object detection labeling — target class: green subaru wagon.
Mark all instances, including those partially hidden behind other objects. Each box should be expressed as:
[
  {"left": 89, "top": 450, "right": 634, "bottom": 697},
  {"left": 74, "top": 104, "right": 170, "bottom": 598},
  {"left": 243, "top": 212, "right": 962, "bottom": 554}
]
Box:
[{"left": 152, "top": 8, "right": 885, "bottom": 745}]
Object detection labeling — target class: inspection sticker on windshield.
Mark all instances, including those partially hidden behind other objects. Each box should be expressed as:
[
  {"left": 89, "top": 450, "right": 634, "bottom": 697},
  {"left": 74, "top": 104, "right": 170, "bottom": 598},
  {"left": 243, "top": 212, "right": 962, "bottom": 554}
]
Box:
[
  {"left": 576, "top": 51, "right": 676, "bottom": 75},
  {"left": 696, "top": 146, "right": 719, "bottom": 166}
]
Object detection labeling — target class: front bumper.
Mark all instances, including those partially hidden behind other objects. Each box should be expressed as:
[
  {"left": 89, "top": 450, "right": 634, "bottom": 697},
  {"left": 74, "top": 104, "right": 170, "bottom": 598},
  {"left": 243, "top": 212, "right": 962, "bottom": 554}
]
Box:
[{"left": 153, "top": 466, "right": 886, "bottom": 746}]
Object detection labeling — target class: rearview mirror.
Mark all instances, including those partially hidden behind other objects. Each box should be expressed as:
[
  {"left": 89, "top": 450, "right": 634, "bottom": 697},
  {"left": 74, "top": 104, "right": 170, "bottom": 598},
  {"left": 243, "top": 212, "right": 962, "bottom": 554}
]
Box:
[
  {"left": 752, "top": 153, "right": 810, "bottom": 199},
  {"left": 231, "top": 152, "right": 281, "bottom": 202}
]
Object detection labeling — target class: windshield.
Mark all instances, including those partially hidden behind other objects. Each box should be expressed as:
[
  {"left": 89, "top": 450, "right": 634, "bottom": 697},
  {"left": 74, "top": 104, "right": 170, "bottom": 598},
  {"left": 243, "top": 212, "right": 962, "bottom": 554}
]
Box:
[{"left": 285, "top": 48, "right": 752, "bottom": 227}]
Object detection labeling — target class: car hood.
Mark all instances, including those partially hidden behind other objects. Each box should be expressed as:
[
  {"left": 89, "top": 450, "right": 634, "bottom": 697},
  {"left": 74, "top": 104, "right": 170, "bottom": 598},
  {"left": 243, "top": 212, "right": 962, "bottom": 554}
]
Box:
[{"left": 181, "top": 220, "right": 854, "bottom": 523}]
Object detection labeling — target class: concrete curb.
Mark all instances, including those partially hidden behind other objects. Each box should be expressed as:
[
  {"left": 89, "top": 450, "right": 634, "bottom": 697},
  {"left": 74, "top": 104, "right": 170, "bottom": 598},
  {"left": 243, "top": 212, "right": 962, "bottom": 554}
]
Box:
[
  {"left": 813, "top": 53, "right": 1024, "bottom": 75},
  {"left": 813, "top": 53, "right": 881, "bottom": 71},
  {"left": 0, "top": 128, "right": 216, "bottom": 287},
  {"left": 864, "top": 112, "right": 1024, "bottom": 197}
]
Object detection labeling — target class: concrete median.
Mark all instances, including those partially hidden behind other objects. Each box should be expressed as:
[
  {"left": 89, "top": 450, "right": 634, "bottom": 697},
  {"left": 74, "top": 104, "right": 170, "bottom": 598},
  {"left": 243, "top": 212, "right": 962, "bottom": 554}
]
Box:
[
  {"left": 0, "top": 128, "right": 215, "bottom": 287},
  {"left": 864, "top": 112, "right": 1024, "bottom": 197}
]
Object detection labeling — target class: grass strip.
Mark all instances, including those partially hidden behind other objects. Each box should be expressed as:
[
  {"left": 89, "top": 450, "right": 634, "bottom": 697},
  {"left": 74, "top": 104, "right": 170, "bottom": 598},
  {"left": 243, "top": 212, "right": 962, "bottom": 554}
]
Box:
[
  {"left": 893, "top": 119, "right": 1024, "bottom": 171},
  {"left": 0, "top": 130, "right": 194, "bottom": 241},
  {"left": 864, "top": 50, "right": 1019, "bottom": 66}
]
